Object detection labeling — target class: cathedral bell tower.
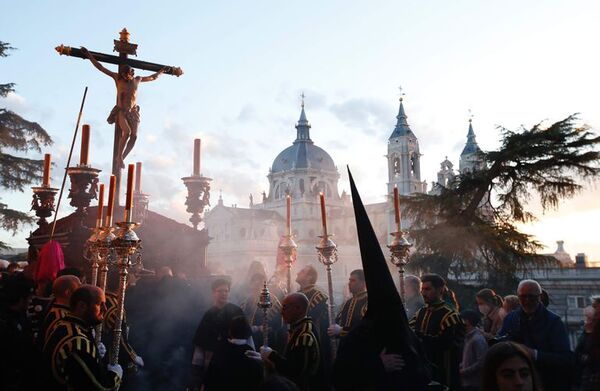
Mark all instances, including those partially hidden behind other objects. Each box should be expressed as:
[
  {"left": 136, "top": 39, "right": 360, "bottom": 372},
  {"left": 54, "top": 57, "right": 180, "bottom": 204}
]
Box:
[{"left": 387, "top": 97, "right": 426, "bottom": 196}]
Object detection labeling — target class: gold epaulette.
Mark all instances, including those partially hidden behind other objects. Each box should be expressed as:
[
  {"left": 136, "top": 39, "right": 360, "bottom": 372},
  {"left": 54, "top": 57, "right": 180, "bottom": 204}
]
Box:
[
  {"left": 440, "top": 310, "right": 463, "bottom": 331},
  {"left": 307, "top": 289, "right": 328, "bottom": 310}
]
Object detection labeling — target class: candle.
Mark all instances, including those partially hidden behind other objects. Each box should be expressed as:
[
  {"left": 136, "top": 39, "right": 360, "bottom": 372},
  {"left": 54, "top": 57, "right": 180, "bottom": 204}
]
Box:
[
  {"left": 193, "top": 138, "right": 201, "bottom": 176},
  {"left": 124, "top": 164, "right": 135, "bottom": 221},
  {"left": 105, "top": 175, "right": 116, "bottom": 227},
  {"left": 96, "top": 183, "right": 105, "bottom": 228},
  {"left": 135, "top": 162, "right": 142, "bottom": 193},
  {"left": 80, "top": 124, "right": 90, "bottom": 165},
  {"left": 319, "top": 192, "right": 328, "bottom": 236},
  {"left": 393, "top": 186, "right": 401, "bottom": 232},
  {"left": 42, "top": 153, "right": 51, "bottom": 187},
  {"left": 286, "top": 195, "right": 291, "bottom": 236}
]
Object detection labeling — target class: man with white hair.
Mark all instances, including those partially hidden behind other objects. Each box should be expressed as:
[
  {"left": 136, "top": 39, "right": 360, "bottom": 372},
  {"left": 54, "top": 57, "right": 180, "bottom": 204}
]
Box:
[{"left": 497, "top": 279, "right": 574, "bottom": 391}]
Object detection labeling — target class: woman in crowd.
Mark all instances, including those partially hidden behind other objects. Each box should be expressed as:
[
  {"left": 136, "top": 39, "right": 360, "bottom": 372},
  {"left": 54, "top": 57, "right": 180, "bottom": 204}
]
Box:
[
  {"left": 502, "top": 295, "right": 520, "bottom": 315},
  {"left": 476, "top": 288, "right": 505, "bottom": 339},
  {"left": 481, "top": 341, "right": 542, "bottom": 391}
]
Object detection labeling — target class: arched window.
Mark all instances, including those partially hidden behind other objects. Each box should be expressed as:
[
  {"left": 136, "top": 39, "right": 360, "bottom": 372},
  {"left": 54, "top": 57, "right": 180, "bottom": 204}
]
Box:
[{"left": 393, "top": 157, "right": 401, "bottom": 175}]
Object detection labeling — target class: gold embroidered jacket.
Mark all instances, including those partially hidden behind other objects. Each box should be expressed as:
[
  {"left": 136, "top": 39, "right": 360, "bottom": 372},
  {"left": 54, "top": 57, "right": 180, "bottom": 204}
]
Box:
[
  {"left": 43, "top": 314, "right": 120, "bottom": 390},
  {"left": 335, "top": 290, "right": 368, "bottom": 338}
]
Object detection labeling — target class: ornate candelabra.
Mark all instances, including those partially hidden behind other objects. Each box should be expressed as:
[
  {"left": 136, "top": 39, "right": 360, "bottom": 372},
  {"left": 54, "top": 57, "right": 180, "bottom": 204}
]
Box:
[
  {"left": 109, "top": 220, "right": 142, "bottom": 365},
  {"left": 94, "top": 225, "right": 116, "bottom": 345},
  {"left": 316, "top": 233, "right": 339, "bottom": 359},
  {"left": 387, "top": 230, "right": 412, "bottom": 301},
  {"left": 30, "top": 186, "right": 59, "bottom": 227},
  {"left": 83, "top": 226, "right": 102, "bottom": 286},
  {"left": 279, "top": 234, "right": 297, "bottom": 293},
  {"left": 132, "top": 191, "right": 150, "bottom": 224},
  {"left": 67, "top": 165, "right": 101, "bottom": 219},
  {"left": 181, "top": 175, "right": 212, "bottom": 229},
  {"left": 257, "top": 282, "right": 272, "bottom": 348}
]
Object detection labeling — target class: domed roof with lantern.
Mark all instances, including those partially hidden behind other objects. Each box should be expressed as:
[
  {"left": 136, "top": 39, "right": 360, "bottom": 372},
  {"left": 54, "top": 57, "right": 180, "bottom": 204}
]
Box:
[{"left": 271, "top": 101, "right": 337, "bottom": 174}]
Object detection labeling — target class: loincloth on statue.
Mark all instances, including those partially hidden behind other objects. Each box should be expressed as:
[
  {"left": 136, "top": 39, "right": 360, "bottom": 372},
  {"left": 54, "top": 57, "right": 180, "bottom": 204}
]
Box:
[{"left": 107, "top": 105, "right": 140, "bottom": 127}]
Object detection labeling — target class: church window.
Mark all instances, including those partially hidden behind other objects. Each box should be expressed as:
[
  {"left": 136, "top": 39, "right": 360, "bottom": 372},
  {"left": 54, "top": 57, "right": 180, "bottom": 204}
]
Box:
[
  {"left": 393, "top": 157, "right": 401, "bottom": 175},
  {"left": 274, "top": 184, "right": 280, "bottom": 199},
  {"left": 239, "top": 227, "right": 247, "bottom": 239},
  {"left": 299, "top": 179, "right": 305, "bottom": 195}
]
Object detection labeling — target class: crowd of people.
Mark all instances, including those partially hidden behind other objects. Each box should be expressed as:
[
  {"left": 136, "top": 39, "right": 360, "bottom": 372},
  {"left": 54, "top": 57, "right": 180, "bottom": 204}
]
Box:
[{"left": 1, "top": 258, "right": 599, "bottom": 390}]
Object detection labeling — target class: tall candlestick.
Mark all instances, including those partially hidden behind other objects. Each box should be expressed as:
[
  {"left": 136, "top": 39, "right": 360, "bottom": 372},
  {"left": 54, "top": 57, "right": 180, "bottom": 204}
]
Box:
[
  {"left": 105, "top": 175, "right": 116, "bottom": 227},
  {"left": 80, "top": 124, "right": 90, "bottom": 165},
  {"left": 96, "top": 183, "right": 105, "bottom": 228},
  {"left": 319, "top": 192, "right": 328, "bottom": 236},
  {"left": 135, "top": 162, "right": 142, "bottom": 192},
  {"left": 193, "top": 138, "right": 201, "bottom": 176},
  {"left": 286, "top": 195, "right": 291, "bottom": 236},
  {"left": 42, "top": 153, "right": 51, "bottom": 187},
  {"left": 393, "top": 186, "right": 401, "bottom": 232},
  {"left": 124, "top": 164, "right": 135, "bottom": 221}
]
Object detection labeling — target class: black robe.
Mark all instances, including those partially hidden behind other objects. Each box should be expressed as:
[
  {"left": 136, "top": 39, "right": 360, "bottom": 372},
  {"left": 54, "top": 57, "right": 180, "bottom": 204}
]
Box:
[
  {"left": 204, "top": 341, "right": 263, "bottom": 391},
  {"left": 193, "top": 302, "right": 245, "bottom": 353}
]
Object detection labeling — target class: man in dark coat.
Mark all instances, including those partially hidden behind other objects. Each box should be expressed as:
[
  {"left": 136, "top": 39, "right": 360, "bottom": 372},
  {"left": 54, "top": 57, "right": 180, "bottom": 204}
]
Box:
[
  {"left": 43, "top": 285, "right": 122, "bottom": 391},
  {"left": 204, "top": 315, "right": 263, "bottom": 390},
  {"left": 410, "top": 273, "right": 464, "bottom": 390},
  {"left": 498, "top": 279, "right": 574, "bottom": 391},
  {"left": 192, "top": 278, "right": 244, "bottom": 387},
  {"left": 332, "top": 168, "right": 431, "bottom": 391},
  {"left": 259, "top": 292, "right": 324, "bottom": 391},
  {"left": 327, "top": 269, "right": 368, "bottom": 343}
]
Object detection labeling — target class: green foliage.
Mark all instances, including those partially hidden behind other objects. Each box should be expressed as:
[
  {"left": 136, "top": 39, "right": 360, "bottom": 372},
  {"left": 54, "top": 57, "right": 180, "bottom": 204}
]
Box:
[
  {"left": 404, "top": 116, "right": 600, "bottom": 283},
  {"left": 0, "top": 41, "right": 52, "bottom": 248}
]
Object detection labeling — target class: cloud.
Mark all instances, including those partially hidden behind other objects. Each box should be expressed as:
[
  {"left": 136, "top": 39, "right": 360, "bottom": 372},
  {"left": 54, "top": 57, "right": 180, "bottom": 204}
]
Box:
[
  {"left": 3, "top": 92, "right": 28, "bottom": 112},
  {"left": 329, "top": 97, "right": 394, "bottom": 136},
  {"left": 236, "top": 104, "right": 258, "bottom": 122}
]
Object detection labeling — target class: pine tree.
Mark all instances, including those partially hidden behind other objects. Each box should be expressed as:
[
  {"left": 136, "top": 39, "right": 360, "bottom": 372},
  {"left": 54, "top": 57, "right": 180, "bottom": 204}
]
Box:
[
  {"left": 0, "top": 42, "right": 52, "bottom": 249},
  {"left": 403, "top": 116, "right": 600, "bottom": 286}
]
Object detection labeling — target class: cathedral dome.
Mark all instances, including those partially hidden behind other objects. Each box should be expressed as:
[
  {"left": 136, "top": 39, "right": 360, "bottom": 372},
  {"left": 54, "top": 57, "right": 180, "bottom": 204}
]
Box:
[
  {"left": 271, "top": 105, "right": 337, "bottom": 173},
  {"left": 271, "top": 143, "right": 336, "bottom": 173}
]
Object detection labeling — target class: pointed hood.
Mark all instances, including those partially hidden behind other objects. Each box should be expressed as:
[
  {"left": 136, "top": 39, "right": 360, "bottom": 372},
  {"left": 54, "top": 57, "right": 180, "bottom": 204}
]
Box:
[
  {"left": 332, "top": 167, "right": 430, "bottom": 389},
  {"left": 347, "top": 168, "right": 408, "bottom": 325}
]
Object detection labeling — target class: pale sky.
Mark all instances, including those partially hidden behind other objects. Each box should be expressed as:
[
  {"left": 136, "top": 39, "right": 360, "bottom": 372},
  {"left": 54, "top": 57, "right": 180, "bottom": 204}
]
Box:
[{"left": 1, "top": 1, "right": 600, "bottom": 263}]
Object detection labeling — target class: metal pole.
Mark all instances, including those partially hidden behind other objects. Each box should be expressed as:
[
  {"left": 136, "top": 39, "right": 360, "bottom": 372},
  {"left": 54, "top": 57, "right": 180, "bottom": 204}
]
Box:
[{"left": 50, "top": 87, "right": 88, "bottom": 240}]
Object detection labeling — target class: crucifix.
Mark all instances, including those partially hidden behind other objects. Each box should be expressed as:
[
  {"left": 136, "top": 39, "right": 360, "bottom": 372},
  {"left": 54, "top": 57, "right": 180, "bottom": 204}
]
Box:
[{"left": 56, "top": 28, "right": 183, "bottom": 205}]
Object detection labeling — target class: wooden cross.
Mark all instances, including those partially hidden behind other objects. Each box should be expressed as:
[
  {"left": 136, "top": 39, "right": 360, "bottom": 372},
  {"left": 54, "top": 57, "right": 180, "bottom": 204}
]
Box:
[{"left": 56, "top": 28, "right": 183, "bottom": 205}]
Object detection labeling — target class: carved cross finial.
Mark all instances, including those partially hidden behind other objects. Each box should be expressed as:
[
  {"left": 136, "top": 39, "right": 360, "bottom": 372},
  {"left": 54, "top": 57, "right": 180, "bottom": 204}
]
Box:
[
  {"left": 398, "top": 85, "right": 405, "bottom": 102},
  {"left": 300, "top": 92, "right": 305, "bottom": 108},
  {"left": 468, "top": 109, "right": 474, "bottom": 122}
]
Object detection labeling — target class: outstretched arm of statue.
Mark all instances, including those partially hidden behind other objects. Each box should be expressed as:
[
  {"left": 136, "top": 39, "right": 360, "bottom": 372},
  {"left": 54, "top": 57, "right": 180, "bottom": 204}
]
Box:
[
  {"left": 80, "top": 47, "right": 117, "bottom": 79},
  {"left": 140, "top": 67, "right": 168, "bottom": 82}
]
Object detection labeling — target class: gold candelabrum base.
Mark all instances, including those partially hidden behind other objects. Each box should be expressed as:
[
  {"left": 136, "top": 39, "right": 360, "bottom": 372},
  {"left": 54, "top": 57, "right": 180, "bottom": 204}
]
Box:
[
  {"left": 278, "top": 234, "right": 297, "bottom": 293},
  {"left": 84, "top": 226, "right": 103, "bottom": 286},
  {"left": 30, "top": 186, "right": 59, "bottom": 227},
  {"left": 316, "top": 234, "right": 339, "bottom": 359},
  {"left": 94, "top": 226, "right": 116, "bottom": 345},
  {"left": 387, "top": 230, "right": 412, "bottom": 302},
  {"left": 109, "top": 221, "right": 142, "bottom": 366},
  {"left": 257, "top": 282, "right": 272, "bottom": 348}
]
